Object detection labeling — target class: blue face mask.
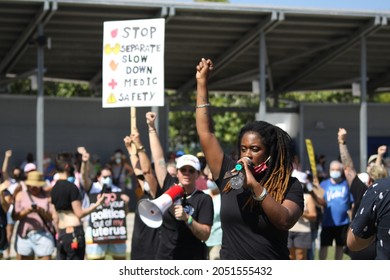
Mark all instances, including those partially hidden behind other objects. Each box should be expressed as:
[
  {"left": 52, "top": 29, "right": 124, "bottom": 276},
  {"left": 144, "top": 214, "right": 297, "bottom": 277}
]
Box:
[
  {"left": 67, "top": 176, "right": 75, "bottom": 183},
  {"left": 330, "top": 170, "right": 342, "bottom": 180}
]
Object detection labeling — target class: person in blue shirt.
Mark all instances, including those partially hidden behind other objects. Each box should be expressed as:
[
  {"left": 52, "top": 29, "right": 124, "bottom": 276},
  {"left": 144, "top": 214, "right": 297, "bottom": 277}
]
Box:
[{"left": 319, "top": 160, "right": 353, "bottom": 260}]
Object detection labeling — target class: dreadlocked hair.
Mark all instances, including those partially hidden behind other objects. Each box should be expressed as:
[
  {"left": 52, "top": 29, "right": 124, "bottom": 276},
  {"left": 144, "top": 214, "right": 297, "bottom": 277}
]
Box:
[{"left": 223, "top": 121, "right": 294, "bottom": 208}]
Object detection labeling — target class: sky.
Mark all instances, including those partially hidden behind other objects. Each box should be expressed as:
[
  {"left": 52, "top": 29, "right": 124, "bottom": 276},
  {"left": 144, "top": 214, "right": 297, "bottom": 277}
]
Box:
[
  {"left": 166, "top": 0, "right": 389, "bottom": 11},
  {"left": 227, "top": 0, "right": 390, "bottom": 11}
]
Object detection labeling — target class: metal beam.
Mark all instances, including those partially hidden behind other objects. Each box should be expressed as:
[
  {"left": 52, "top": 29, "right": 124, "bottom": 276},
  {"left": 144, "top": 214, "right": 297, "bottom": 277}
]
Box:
[
  {"left": 177, "top": 11, "right": 282, "bottom": 94},
  {"left": 271, "top": 38, "right": 346, "bottom": 67},
  {"left": 0, "top": 1, "right": 56, "bottom": 74},
  {"left": 0, "top": 69, "right": 40, "bottom": 86},
  {"left": 275, "top": 16, "right": 385, "bottom": 93},
  {"left": 367, "top": 70, "right": 390, "bottom": 94},
  {"left": 283, "top": 77, "right": 365, "bottom": 92},
  {"left": 156, "top": 6, "right": 175, "bottom": 22},
  {"left": 209, "top": 69, "right": 259, "bottom": 89}
]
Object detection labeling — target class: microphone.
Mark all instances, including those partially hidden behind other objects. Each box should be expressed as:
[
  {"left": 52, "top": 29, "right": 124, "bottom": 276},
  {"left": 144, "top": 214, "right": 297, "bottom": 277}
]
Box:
[{"left": 101, "top": 183, "right": 108, "bottom": 194}]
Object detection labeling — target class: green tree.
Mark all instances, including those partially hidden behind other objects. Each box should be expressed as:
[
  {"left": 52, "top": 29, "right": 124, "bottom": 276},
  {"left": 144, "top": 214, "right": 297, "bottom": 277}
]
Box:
[
  {"left": 7, "top": 78, "right": 93, "bottom": 97},
  {"left": 168, "top": 91, "right": 258, "bottom": 154},
  {"left": 7, "top": 78, "right": 390, "bottom": 155}
]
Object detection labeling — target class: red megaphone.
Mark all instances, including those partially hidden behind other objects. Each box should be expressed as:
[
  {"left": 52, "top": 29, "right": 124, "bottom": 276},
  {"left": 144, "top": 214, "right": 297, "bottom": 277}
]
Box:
[{"left": 137, "top": 184, "right": 184, "bottom": 228}]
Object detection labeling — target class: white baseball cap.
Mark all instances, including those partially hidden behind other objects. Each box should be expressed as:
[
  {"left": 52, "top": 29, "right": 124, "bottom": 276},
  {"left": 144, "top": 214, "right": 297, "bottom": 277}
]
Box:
[{"left": 176, "top": 154, "right": 201, "bottom": 171}]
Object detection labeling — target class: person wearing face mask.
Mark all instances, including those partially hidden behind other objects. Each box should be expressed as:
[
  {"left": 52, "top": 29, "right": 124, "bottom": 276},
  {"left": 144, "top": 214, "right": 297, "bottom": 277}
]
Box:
[
  {"left": 195, "top": 58, "right": 304, "bottom": 260},
  {"left": 319, "top": 160, "right": 353, "bottom": 260},
  {"left": 82, "top": 165, "right": 130, "bottom": 260},
  {"left": 110, "top": 149, "right": 134, "bottom": 191},
  {"left": 195, "top": 152, "right": 208, "bottom": 191},
  {"left": 109, "top": 149, "right": 135, "bottom": 211}
]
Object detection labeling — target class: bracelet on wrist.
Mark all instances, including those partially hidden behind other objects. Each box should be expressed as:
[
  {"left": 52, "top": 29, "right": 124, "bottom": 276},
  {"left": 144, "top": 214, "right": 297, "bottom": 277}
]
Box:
[
  {"left": 136, "top": 145, "right": 146, "bottom": 153},
  {"left": 187, "top": 215, "right": 193, "bottom": 226},
  {"left": 339, "top": 141, "right": 346, "bottom": 145},
  {"left": 253, "top": 187, "right": 268, "bottom": 202},
  {"left": 196, "top": 103, "right": 210, "bottom": 109}
]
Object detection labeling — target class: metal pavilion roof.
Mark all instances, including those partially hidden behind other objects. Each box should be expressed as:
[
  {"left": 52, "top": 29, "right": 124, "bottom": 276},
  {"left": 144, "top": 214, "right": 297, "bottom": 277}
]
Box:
[{"left": 0, "top": 0, "right": 390, "bottom": 98}]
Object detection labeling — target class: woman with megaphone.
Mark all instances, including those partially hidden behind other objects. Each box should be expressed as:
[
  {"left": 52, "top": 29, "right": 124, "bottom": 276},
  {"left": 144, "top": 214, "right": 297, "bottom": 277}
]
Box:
[
  {"left": 143, "top": 112, "right": 214, "bottom": 260},
  {"left": 195, "top": 58, "right": 304, "bottom": 260}
]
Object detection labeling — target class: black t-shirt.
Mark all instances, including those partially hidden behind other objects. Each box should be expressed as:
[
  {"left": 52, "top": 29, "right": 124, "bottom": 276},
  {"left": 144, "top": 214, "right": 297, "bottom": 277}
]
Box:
[
  {"left": 350, "top": 175, "right": 368, "bottom": 218},
  {"left": 1, "top": 189, "right": 10, "bottom": 227},
  {"left": 0, "top": 200, "right": 7, "bottom": 250},
  {"left": 0, "top": 203, "right": 6, "bottom": 227},
  {"left": 155, "top": 174, "right": 214, "bottom": 260},
  {"left": 347, "top": 175, "right": 375, "bottom": 260},
  {"left": 51, "top": 180, "right": 82, "bottom": 211},
  {"left": 216, "top": 154, "right": 304, "bottom": 260},
  {"left": 131, "top": 188, "right": 162, "bottom": 260},
  {"left": 350, "top": 177, "right": 390, "bottom": 260}
]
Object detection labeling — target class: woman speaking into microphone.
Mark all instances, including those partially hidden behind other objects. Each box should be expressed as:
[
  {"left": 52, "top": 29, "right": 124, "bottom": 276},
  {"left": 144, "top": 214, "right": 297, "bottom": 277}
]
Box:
[
  {"left": 195, "top": 58, "right": 304, "bottom": 260},
  {"left": 144, "top": 112, "right": 213, "bottom": 260}
]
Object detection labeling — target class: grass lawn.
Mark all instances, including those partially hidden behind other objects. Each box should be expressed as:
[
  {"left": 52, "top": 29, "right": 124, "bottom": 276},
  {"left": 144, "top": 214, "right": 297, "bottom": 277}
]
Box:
[{"left": 314, "top": 245, "right": 351, "bottom": 260}]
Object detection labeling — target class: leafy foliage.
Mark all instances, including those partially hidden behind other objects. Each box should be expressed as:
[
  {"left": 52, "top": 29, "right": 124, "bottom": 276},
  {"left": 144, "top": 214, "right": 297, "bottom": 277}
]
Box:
[
  {"left": 7, "top": 78, "right": 94, "bottom": 97},
  {"left": 44, "top": 81, "right": 94, "bottom": 97},
  {"left": 167, "top": 91, "right": 258, "bottom": 154},
  {"left": 6, "top": 78, "right": 390, "bottom": 155}
]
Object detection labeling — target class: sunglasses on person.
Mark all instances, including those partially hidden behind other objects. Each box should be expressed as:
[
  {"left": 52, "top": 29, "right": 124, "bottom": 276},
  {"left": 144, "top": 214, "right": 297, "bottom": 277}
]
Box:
[{"left": 179, "top": 167, "right": 197, "bottom": 174}]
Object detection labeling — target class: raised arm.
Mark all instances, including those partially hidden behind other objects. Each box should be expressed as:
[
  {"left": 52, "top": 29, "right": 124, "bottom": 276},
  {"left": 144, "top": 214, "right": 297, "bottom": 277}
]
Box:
[
  {"left": 338, "top": 128, "right": 356, "bottom": 186},
  {"left": 125, "top": 132, "right": 158, "bottom": 198},
  {"left": 135, "top": 138, "right": 158, "bottom": 198},
  {"left": 2, "top": 149, "right": 12, "bottom": 181},
  {"left": 195, "top": 58, "right": 224, "bottom": 180},
  {"left": 124, "top": 134, "right": 144, "bottom": 189},
  {"left": 146, "top": 112, "right": 167, "bottom": 188},
  {"left": 376, "top": 145, "right": 387, "bottom": 167},
  {"left": 79, "top": 147, "right": 92, "bottom": 193}
]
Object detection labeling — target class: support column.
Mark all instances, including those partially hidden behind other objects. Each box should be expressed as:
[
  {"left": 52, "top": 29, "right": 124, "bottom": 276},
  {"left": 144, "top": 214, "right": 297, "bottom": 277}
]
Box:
[
  {"left": 257, "top": 32, "right": 266, "bottom": 120},
  {"left": 36, "top": 24, "right": 45, "bottom": 172},
  {"left": 359, "top": 36, "right": 367, "bottom": 172}
]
